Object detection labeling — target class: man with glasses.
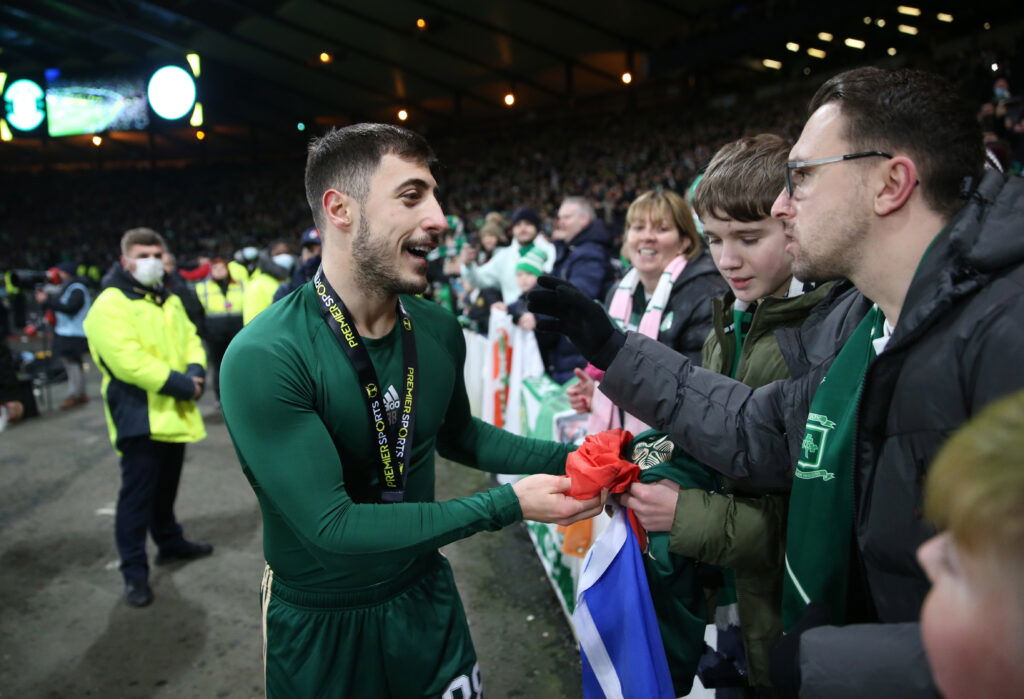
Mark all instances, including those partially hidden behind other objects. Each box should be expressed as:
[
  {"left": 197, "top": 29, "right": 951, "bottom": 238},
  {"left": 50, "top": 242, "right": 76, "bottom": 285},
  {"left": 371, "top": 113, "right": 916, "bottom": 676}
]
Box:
[{"left": 530, "top": 66, "right": 1024, "bottom": 696}]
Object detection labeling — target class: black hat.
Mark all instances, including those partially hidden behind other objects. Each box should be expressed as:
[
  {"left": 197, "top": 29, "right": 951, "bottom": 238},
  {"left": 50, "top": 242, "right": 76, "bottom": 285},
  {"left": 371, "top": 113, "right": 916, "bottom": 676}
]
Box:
[
  {"left": 510, "top": 207, "right": 541, "bottom": 229},
  {"left": 300, "top": 227, "right": 322, "bottom": 247}
]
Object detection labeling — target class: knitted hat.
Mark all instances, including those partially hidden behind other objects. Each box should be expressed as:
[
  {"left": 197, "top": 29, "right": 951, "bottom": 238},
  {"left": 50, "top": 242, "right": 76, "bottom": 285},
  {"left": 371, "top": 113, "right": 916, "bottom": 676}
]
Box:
[
  {"left": 511, "top": 207, "right": 542, "bottom": 229},
  {"left": 55, "top": 261, "right": 78, "bottom": 275},
  {"left": 516, "top": 247, "right": 548, "bottom": 277}
]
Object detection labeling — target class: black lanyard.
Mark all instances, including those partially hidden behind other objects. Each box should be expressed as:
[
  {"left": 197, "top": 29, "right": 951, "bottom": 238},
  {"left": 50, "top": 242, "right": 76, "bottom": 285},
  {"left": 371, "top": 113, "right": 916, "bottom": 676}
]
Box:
[{"left": 312, "top": 267, "right": 418, "bottom": 503}]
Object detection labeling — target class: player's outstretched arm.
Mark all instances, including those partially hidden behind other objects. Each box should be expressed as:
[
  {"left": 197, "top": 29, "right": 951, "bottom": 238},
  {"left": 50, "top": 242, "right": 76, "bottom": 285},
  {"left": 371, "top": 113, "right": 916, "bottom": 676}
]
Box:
[{"left": 512, "top": 474, "right": 603, "bottom": 526}]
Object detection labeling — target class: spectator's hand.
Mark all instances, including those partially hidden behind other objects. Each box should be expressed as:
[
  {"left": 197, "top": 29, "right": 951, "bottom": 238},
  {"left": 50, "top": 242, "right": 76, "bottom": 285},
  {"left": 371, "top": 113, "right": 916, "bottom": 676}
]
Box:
[
  {"left": 512, "top": 474, "right": 604, "bottom": 526},
  {"left": 566, "top": 367, "right": 594, "bottom": 413},
  {"left": 34, "top": 290, "right": 47, "bottom": 305},
  {"left": 769, "top": 600, "right": 832, "bottom": 697},
  {"left": 191, "top": 376, "right": 205, "bottom": 400},
  {"left": 3, "top": 401, "right": 24, "bottom": 423},
  {"left": 527, "top": 276, "right": 625, "bottom": 370},
  {"left": 619, "top": 480, "right": 680, "bottom": 532},
  {"left": 517, "top": 311, "right": 536, "bottom": 331},
  {"left": 460, "top": 244, "right": 478, "bottom": 266}
]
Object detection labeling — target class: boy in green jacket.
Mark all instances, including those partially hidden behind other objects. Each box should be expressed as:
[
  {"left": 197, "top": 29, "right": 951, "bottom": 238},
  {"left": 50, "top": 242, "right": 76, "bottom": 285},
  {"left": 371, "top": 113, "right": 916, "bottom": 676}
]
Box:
[{"left": 622, "top": 134, "right": 834, "bottom": 692}]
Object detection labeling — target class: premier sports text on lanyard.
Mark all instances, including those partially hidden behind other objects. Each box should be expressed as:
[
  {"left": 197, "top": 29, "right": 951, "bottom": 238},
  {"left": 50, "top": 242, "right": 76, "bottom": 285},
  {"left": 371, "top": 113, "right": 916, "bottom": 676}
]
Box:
[{"left": 312, "top": 267, "right": 418, "bottom": 503}]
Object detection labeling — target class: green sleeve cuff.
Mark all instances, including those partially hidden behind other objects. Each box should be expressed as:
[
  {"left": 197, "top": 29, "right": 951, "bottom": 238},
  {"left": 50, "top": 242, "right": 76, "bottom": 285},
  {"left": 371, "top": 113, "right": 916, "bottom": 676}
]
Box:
[{"left": 490, "top": 483, "right": 523, "bottom": 527}]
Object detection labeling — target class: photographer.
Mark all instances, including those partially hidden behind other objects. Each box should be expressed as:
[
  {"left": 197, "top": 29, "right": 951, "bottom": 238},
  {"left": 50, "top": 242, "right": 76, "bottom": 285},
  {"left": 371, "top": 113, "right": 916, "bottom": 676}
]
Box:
[{"left": 35, "top": 262, "right": 91, "bottom": 409}]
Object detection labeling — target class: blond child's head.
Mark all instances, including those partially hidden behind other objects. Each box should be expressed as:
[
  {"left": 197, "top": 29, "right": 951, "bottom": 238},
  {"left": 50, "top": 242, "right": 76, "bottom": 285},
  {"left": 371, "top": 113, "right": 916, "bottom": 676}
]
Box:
[{"left": 917, "top": 390, "right": 1024, "bottom": 699}]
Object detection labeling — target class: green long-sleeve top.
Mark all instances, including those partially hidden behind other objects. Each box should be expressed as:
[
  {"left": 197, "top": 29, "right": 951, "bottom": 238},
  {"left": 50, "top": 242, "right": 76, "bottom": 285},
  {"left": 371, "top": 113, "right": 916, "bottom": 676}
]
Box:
[{"left": 221, "top": 283, "right": 572, "bottom": 590}]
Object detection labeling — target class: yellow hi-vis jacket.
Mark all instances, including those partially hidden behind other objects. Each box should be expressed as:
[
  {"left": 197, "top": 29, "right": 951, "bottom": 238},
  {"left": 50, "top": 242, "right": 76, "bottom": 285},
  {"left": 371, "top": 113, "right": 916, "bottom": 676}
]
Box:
[
  {"left": 242, "top": 269, "right": 283, "bottom": 325},
  {"left": 84, "top": 271, "right": 206, "bottom": 449},
  {"left": 228, "top": 260, "right": 252, "bottom": 284},
  {"left": 195, "top": 277, "right": 245, "bottom": 317}
]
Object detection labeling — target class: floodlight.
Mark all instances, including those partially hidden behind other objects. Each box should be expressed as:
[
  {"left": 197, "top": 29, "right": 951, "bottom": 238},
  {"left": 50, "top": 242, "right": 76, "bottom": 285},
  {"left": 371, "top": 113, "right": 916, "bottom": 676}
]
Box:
[
  {"left": 147, "top": 66, "right": 197, "bottom": 120},
  {"left": 4, "top": 78, "right": 45, "bottom": 131}
]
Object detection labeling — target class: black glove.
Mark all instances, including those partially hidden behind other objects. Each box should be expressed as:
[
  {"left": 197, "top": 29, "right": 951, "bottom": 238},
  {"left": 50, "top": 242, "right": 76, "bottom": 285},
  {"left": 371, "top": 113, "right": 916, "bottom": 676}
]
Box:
[
  {"left": 526, "top": 275, "right": 625, "bottom": 370},
  {"left": 768, "top": 601, "right": 832, "bottom": 697}
]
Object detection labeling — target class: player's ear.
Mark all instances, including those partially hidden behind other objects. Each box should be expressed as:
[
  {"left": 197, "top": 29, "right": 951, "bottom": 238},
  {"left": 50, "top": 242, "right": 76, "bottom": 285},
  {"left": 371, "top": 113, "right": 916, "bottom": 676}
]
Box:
[{"left": 323, "top": 189, "right": 355, "bottom": 232}]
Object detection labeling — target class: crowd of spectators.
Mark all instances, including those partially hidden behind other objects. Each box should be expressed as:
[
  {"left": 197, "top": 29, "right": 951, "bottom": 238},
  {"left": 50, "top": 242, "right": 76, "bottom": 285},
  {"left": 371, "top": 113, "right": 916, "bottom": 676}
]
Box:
[
  {"left": 2, "top": 42, "right": 1020, "bottom": 322},
  {"left": 1, "top": 83, "right": 821, "bottom": 275}
]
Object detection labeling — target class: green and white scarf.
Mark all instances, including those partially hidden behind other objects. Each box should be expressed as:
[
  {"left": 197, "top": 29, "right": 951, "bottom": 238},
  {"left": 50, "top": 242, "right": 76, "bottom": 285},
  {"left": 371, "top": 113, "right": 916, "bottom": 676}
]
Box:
[{"left": 783, "top": 305, "right": 885, "bottom": 630}]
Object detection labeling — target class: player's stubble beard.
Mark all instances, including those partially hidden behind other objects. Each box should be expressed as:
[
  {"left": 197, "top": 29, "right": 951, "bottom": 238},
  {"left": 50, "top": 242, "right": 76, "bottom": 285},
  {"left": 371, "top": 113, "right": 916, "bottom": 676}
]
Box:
[{"left": 351, "top": 214, "right": 427, "bottom": 298}]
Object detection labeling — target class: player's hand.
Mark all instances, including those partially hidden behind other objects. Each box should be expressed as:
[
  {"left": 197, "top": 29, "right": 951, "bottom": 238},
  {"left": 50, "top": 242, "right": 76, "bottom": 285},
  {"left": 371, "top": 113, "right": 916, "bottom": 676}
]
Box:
[
  {"left": 517, "top": 312, "right": 536, "bottom": 331},
  {"left": 3, "top": 400, "right": 24, "bottom": 423},
  {"left": 491, "top": 302, "right": 507, "bottom": 312},
  {"left": 512, "top": 474, "right": 604, "bottom": 526},
  {"left": 566, "top": 368, "right": 595, "bottom": 413},
  {"left": 191, "top": 376, "right": 205, "bottom": 400},
  {"left": 619, "top": 480, "right": 680, "bottom": 532}
]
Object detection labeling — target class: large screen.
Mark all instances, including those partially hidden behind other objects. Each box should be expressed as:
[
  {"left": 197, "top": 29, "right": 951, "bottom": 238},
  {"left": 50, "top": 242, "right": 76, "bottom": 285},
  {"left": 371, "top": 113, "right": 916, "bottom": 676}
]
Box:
[{"left": 45, "top": 72, "right": 149, "bottom": 137}]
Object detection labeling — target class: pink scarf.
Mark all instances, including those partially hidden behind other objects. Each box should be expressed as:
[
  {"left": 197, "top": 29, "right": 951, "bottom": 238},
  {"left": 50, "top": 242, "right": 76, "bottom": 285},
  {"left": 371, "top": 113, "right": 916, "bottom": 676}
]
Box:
[{"left": 587, "top": 255, "right": 688, "bottom": 434}]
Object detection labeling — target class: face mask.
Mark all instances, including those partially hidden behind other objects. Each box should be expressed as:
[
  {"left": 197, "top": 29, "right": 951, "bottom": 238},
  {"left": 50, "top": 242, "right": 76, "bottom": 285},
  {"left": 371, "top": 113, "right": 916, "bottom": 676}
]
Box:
[
  {"left": 242, "top": 246, "right": 259, "bottom": 261},
  {"left": 131, "top": 257, "right": 164, "bottom": 287},
  {"left": 273, "top": 253, "right": 295, "bottom": 271}
]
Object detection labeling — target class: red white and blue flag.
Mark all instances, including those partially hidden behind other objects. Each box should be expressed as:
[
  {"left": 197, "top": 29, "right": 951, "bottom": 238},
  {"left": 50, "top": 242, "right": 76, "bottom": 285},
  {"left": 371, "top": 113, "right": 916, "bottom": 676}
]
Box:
[{"left": 574, "top": 505, "right": 675, "bottom": 699}]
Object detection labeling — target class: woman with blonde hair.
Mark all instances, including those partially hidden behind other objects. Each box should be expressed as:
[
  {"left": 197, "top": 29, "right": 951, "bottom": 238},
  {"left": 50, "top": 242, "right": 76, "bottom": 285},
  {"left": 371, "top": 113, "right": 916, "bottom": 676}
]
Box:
[{"left": 568, "top": 188, "right": 726, "bottom": 433}]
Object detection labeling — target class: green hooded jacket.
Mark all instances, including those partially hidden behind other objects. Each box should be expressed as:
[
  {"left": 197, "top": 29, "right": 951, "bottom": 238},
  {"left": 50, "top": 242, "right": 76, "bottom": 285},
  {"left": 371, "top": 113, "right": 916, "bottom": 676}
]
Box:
[{"left": 668, "top": 281, "right": 834, "bottom": 687}]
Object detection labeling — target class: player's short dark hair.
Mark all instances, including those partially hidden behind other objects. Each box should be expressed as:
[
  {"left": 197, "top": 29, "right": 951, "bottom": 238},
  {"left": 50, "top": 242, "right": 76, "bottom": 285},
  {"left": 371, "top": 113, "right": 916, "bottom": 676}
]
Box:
[
  {"left": 809, "top": 67, "right": 984, "bottom": 219},
  {"left": 693, "top": 133, "right": 790, "bottom": 223},
  {"left": 304, "top": 123, "right": 437, "bottom": 231}
]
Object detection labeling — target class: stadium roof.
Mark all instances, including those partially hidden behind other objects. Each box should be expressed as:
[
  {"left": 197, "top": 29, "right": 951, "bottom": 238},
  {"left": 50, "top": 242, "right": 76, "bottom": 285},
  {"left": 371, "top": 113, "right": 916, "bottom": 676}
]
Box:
[{"left": 0, "top": 0, "right": 1018, "bottom": 165}]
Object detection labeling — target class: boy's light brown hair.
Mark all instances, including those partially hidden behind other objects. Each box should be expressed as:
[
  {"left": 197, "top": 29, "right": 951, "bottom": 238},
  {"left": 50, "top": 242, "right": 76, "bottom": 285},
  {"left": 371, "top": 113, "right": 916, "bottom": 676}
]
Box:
[
  {"left": 625, "top": 189, "right": 702, "bottom": 261},
  {"left": 120, "top": 227, "right": 166, "bottom": 255},
  {"left": 925, "top": 389, "right": 1024, "bottom": 557},
  {"left": 692, "top": 133, "right": 790, "bottom": 223}
]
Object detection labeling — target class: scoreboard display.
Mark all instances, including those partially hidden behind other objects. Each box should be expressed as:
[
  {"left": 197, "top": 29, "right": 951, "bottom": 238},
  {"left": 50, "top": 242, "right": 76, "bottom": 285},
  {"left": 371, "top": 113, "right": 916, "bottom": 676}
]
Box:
[
  {"left": 1, "top": 57, "right": 201, "bottom": 139},
  {"left": 46, "top": 71, "right": 150, "bottom": 137}
]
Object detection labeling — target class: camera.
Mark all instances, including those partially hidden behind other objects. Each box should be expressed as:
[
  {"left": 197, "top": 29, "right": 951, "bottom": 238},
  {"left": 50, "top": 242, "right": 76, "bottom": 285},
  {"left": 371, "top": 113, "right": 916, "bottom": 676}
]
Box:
[{"left": 9, "top": 269, "right": 57, "bottom": 288}]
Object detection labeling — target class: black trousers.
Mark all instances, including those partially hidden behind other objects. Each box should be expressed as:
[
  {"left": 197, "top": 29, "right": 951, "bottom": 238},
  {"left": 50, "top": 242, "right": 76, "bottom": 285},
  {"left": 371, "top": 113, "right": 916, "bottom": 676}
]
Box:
[{"left": 116, "top": 436, "right": 187, "bottom": 582}]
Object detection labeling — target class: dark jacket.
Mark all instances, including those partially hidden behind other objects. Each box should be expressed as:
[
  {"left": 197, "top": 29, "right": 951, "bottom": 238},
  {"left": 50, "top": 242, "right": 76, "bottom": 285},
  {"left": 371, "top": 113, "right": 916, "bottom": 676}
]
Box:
[
  {"left": 459, "top": 286, "right": 503, "bottom": 336},
  {"left": 0, "top": 342, "right": 20, "bottom": 404},
  {"left": 552, "top": 217, "right": 615, "bottom": 300},
  {"left": 598, "top": 248, "right": 728, "bottom": 365},
  {"left": 643, "top": 247, "right": 727, "bottom": 364},
  {"left": 600, "top": 171, "right": 1024, "bottom": 697},
  {"left": 165, "top": 271, "right": 205, "bottom": 337},
  {"left": 273, "top": 254, "right": 320, "bottom": 303},
  {"left": 545, "top": 219, "right": 616, "bottom": 381}
]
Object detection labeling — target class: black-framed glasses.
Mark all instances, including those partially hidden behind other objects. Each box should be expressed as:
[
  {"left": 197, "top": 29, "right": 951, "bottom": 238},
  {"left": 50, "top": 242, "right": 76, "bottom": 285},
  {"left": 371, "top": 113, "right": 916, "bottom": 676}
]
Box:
[{"left": 785, "top": 151, "right": 893, "bottom": 197}]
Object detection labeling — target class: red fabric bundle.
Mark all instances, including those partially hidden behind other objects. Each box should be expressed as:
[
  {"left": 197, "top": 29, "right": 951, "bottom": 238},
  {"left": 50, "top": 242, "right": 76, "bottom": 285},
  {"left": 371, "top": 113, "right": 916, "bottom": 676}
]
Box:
[
  {"left": 565, "top": 429, "right": 648, "bottom": 550},
  {"left": 566, "top": 428, "right": 637, "bottom": 498}
]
